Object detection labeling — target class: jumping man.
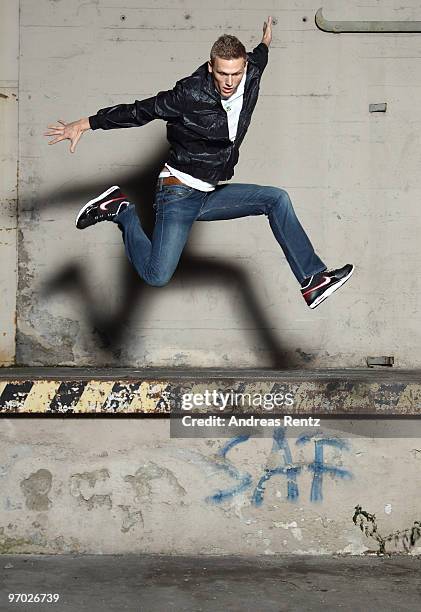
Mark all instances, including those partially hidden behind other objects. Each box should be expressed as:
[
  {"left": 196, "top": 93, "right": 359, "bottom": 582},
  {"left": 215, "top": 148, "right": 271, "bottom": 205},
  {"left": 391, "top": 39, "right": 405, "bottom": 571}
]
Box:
[{"left": 45, "top": 16, "right": 353, "bottom": 308}]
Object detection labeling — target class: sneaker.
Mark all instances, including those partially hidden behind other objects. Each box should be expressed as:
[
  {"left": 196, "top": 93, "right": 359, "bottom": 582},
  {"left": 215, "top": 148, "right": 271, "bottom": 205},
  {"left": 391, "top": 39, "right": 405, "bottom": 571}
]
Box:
[
  {"left": 76, "top": 185, "right": 129, "bottom": 229},
  {"left": 301, "top": 264, "right": 354, "bottom": 309}
]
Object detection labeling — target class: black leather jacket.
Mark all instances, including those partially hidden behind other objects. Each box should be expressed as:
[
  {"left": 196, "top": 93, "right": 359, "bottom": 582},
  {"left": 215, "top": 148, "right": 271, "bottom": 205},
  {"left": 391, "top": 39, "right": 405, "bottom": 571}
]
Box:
[{"left": 89, "top": 43, "right": 269, "bottom": 183}]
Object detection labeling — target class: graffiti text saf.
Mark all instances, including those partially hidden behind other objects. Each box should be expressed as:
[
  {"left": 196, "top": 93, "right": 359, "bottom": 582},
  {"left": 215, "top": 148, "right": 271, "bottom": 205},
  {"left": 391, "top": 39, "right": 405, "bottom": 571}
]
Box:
[{"left": 206, "top": 427, "right": 352, "bottom": 505}]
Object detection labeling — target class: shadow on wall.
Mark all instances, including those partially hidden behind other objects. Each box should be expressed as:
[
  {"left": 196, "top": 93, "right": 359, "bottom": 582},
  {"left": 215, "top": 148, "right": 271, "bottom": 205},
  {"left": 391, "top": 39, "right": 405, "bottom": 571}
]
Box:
[{"left": 19, "top": 145, "right": 295, "bottom": 368}]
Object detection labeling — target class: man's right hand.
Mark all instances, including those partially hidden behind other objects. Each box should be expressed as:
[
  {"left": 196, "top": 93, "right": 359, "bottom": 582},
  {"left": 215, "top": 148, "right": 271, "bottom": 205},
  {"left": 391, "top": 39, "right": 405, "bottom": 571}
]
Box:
[{"left": 44, "top": 117, "right": 90, "bottom": 153}]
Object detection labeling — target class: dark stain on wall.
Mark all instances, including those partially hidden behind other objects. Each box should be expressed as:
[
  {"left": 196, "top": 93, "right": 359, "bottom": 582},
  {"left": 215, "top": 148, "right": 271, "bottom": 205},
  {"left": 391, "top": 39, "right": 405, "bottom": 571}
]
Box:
[{"left": 20, "top": 469, "right": 53, "bottom": 511}]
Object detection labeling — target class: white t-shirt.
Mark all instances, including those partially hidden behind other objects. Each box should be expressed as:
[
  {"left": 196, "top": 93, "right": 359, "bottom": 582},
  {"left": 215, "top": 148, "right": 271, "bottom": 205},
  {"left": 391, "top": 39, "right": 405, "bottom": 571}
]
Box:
[{"left": 159, "top": 68, "right": 247, "bottom": 192}]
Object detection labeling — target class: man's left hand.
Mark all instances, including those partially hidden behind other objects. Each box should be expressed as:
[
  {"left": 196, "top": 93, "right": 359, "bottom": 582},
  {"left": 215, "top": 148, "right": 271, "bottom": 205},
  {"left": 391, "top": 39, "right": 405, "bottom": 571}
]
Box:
[{"left": 262, "top": 16, "right": 273, "bottom": 48}]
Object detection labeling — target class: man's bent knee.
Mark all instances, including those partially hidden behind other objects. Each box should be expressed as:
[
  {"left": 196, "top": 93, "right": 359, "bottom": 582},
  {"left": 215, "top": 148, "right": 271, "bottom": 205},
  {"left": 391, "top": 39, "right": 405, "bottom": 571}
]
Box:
[
  {"left": 275, "top": 187, "right": 292, "bottom": 206},
  {"left": 143, "top": 270, "right": 173, "bottom": 287},
  {"left": 265, "top": 187, "right": 292, "bottom": 213}
]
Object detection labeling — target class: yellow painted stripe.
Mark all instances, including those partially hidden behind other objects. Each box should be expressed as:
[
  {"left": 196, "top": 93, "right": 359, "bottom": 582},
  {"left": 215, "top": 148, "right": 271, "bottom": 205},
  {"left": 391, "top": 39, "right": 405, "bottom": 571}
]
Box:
[
  {"left": 0, "top": 382, "right": 8, "bottom": 399},
  {"left": 1, "top": 379, "right": 170, "bottom": 413},
  {"left": 24, "top": 381, "right": 62, "bottom": 413},
  {"left": 128, "top": 381, "right": 169, "bottom": 413},
  {"left": 74, "top": 380, "right": 115, "bottom": 413}
]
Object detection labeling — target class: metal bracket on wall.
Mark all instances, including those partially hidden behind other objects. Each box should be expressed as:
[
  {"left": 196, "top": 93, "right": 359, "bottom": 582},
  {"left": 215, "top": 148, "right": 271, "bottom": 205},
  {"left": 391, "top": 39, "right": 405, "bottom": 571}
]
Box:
[
  {"left": 315, "top": 8, "right": 421, "bottom": 33},
  {"left": 369, "top": 103, "right": 387, "bottom": 113},
  {"left": 366, "top": 356, "right": 394, "bottom": 368}
]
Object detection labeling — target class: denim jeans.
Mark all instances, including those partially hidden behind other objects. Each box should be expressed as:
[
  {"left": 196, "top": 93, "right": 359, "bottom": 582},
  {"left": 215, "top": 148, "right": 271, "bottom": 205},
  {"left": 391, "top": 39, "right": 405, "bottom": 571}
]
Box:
[{"left": 114, "top": 182, "right": 326, "bottom": 286}]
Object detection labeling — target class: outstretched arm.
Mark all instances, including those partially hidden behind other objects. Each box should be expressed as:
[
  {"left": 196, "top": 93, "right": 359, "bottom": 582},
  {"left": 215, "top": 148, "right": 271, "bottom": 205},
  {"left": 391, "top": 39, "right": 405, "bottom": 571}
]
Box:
[
  {"left": 88, "top": 84, "right": 185, "bottom": 131},
  {"left": 247, "top": 16, "right": 273, "bottom": 73},
  {"left": 262, "top": 15, "right": 273, "bottom": 48},
  {"left": 45, "top": 82, "right": 185, "bottom": 153},
  {"left": 44, "top": 117, "right": 90, "bottom": 153}
]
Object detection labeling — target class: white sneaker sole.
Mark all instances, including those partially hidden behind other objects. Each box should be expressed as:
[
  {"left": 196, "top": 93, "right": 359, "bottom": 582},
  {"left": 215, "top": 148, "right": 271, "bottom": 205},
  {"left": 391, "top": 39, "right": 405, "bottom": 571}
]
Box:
[
  {"left": 75, "top": 185, "right": 120, "bottom": 227},
  {"left": 309, "top": 265, "right": 354, "bottom": 309}
]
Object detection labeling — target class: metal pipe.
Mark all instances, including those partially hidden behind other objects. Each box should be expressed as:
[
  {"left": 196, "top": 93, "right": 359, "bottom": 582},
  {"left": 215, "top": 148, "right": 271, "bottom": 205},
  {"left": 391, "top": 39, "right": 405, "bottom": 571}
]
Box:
[{"left": 315, "top": 7, "right": 421, "bottom": 33}]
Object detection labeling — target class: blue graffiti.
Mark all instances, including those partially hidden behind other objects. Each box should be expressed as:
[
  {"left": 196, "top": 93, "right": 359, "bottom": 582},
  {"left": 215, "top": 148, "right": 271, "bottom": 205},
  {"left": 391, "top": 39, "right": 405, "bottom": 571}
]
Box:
[
  {"left": 252, "top": 427, "right": 300, "bottom": 506},
  {"left": 296, "top": 434, "right": 352, "bottom": 502},
  {"left": 205, "top": 435, "right": 253, "bottom": 504},
  {"left": 206, "top": 427, "right": 352, "bottom": 506}
]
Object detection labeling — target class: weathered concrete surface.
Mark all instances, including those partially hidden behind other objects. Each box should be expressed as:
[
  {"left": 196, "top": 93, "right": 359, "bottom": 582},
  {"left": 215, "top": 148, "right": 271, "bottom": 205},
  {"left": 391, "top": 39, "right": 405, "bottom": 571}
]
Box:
[
  {"left": 0, "top": 0, "right": 19, "bottom": 366},
  {"left": 0, "top": 419, "right": 421, "bottom": 555},
  {"left": 1, "top": 368, "right": 421, "bottom": 414},
  {"left": 1, "top": 554, "right": 421, "bottom": 612},
  {"left": 11, "top": 0, "right": 421, "bottom": 368}
]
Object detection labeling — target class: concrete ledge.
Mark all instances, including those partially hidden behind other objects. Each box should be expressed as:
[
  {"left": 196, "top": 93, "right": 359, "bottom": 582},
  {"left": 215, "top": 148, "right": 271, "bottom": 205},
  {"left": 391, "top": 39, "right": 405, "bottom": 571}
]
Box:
[{"left": 0, "top": 368, "right": 420, "bottom": 415}]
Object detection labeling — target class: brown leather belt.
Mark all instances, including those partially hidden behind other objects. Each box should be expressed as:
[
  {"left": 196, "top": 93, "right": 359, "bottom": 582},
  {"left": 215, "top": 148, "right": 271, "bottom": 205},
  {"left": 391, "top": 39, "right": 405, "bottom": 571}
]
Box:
[{"left": 160, "top": 175, "right": 184, "bottom": 186}]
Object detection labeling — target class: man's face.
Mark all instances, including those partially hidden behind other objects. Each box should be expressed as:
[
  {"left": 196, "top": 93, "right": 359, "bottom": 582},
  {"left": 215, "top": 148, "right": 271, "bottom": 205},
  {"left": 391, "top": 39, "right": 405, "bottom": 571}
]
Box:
[{"left": 208, "top": 56, "right": 247, "bottom": 98}]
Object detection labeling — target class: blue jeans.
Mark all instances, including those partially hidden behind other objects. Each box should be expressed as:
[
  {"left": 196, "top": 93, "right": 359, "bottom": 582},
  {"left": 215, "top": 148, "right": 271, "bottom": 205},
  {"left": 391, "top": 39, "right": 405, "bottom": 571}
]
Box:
[{"left": 114, "top": 182, "right": 326, "bottom": 286}]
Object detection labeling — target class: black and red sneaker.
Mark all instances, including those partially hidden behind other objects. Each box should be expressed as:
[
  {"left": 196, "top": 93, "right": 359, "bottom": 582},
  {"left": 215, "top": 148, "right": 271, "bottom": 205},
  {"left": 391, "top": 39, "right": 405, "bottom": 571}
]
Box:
[
  {"left": 301, "top": 264, "right": 354, "bottom": 309},
  {"left": 76, "top": 185, "right": 129, "bottom": 229}
]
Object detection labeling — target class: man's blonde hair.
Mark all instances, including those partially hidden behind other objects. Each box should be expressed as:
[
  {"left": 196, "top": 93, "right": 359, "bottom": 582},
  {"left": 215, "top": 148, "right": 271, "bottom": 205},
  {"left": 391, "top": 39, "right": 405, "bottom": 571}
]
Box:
[{"left": 210, "top": 34, "right": 247, "bottom": 65}]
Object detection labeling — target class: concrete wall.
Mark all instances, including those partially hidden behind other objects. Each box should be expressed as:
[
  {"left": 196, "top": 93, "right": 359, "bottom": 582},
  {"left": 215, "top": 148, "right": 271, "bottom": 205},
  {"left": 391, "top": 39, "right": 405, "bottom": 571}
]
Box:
[
  {"left": 0, "top": 0, "right": 19, "bottom": 365},
  {"left": 4, "top": 0, "right": 421, "bottom": 367},
  {"left": 0, "top": 419, "right": 420, "bottom": 555}
]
